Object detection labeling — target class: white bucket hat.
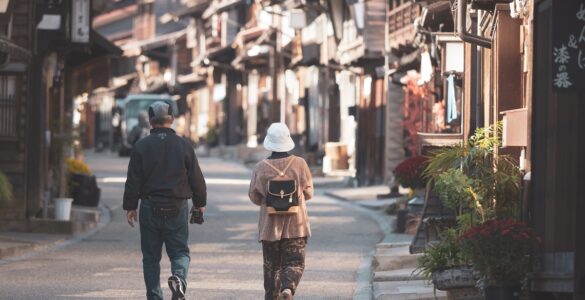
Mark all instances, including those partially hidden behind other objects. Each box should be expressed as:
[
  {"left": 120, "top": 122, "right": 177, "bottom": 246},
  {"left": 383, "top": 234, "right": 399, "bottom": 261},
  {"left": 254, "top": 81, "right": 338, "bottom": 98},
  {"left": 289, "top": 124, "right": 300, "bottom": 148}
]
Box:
[{"left": 263, "top": 123, "right": 295, "bottom": 152}]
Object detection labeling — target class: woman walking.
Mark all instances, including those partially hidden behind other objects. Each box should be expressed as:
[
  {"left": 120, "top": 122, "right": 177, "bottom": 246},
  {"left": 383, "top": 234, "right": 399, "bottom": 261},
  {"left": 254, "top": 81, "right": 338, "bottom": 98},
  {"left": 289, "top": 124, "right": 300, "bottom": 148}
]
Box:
[{"left": 249, "top": 123, "right": 313, "bottom": 300}]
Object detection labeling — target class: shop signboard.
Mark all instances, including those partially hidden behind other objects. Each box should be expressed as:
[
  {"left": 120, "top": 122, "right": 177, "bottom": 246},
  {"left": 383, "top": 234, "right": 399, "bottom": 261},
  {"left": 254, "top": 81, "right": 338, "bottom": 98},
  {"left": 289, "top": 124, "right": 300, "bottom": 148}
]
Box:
[
  {"left": 71, "top": 0, "right": 90, "bottom": 43},
  {"left": 552, "top": 1, "right": 585, "bottom": 92}
]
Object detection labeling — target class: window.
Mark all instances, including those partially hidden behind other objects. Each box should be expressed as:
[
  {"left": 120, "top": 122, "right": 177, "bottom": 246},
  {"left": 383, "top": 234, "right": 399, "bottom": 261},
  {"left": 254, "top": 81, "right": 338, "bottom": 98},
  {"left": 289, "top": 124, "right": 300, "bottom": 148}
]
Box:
[{"left": 0, "top": 75, "right": 18, "bottom": 138}]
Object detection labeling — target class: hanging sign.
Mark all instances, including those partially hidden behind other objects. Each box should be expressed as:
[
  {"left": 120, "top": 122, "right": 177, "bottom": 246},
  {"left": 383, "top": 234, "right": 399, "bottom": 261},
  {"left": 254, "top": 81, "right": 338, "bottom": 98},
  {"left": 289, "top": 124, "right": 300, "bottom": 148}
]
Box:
[
  {"left": 552, "top": 1, "right": 585, "bottom": 91},
  {"left": 71, "top": 0, "right": 90, "bottom": 43}
]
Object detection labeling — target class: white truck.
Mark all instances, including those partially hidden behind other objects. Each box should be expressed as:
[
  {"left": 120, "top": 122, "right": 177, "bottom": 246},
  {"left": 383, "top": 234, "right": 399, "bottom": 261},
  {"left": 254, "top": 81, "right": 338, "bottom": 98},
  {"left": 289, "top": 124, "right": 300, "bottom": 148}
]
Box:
[{"left": 117, "top": 94, "right": 178, "bottom": 156}]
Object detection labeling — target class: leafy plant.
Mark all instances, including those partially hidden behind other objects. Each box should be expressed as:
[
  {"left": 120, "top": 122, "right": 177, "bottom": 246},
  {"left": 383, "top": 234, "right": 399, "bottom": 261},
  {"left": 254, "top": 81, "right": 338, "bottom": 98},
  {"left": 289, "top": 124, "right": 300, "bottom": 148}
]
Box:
[
  {"left": 0, "top": 171, "right": 14, "bottom": 207},
  {"left": 458, "top": 219, "right": 541, "bottom": 285},
  {"left": 424, "top": 122, "right": 520, "bottom": 219},
  {"left": 415, "top": 228, "right": 467, "bottom": 279},
  {"left": 434, "top": 169, "right": 477, "bottom": 210},
  {"left": 417, "top": 122, "right": 526, "bottom": 290}
]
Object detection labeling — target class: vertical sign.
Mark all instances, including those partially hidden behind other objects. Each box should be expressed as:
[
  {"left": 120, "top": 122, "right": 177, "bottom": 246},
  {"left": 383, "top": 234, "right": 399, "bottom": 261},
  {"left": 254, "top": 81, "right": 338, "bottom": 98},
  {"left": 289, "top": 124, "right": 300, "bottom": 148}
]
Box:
[
  {"left": 72, "top": 0, "right": 90, "bottom": 43},
  {"left": 552, "top": 1, "right": 585, "bottom": 91}
]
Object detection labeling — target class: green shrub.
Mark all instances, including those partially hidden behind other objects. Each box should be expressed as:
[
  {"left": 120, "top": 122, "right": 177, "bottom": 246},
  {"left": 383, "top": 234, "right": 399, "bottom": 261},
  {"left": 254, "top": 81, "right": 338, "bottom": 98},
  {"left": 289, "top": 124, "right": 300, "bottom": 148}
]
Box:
[{"left": 415, "top": 229, "right": 466, "bottom": 279}]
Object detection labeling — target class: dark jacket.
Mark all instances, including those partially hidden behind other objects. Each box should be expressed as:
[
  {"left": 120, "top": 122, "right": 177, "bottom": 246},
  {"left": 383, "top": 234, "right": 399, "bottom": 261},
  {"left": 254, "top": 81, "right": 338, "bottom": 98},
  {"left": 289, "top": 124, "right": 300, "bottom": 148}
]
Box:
[{"left": 123, "top": 127, "right": 206, "bottom": 210}]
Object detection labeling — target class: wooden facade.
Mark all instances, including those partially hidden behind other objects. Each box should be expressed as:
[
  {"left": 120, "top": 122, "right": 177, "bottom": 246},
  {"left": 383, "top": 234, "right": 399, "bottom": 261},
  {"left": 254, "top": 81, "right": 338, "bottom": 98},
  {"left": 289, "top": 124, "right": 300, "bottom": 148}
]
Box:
[
  {"left": 529, "top": 0, "right": 585, "bottom": 298},
  {"left": 0, "top": 0, "right": 36, "bottom": 222},
  {"left": 0, "top": 0, "right": 122, "bottom": 229}
]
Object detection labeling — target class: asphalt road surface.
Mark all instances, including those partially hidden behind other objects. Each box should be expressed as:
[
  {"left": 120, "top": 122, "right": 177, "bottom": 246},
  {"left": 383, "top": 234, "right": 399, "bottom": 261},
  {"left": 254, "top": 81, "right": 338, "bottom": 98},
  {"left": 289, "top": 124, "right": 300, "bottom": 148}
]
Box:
[{"left": 0, "top": 152, "right": 382, "bottom": 300}]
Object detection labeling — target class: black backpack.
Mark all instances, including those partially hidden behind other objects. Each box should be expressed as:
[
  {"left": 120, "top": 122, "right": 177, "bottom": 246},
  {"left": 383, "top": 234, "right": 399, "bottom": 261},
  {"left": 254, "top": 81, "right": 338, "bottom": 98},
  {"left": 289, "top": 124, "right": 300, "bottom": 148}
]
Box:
[{"left": 263, "top": 157, "right": 299, "bottom": 215}]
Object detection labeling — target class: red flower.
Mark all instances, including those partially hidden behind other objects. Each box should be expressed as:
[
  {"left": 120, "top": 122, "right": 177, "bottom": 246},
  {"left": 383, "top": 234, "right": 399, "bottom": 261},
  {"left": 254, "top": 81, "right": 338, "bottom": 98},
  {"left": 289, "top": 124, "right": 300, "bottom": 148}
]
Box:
[
  {"left": 393, "top": 156, "right": 429, "bottom": 189},
  {"left": 458, "top": 219, "right": 542, "bottom": 284}
]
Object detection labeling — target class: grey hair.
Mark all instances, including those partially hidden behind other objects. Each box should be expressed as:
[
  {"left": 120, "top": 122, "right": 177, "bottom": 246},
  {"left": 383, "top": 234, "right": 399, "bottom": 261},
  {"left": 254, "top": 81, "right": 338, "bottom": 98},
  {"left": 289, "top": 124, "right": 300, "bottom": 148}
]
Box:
[{"left": 148, "top": 101, "right": 173, "bottom": 125}]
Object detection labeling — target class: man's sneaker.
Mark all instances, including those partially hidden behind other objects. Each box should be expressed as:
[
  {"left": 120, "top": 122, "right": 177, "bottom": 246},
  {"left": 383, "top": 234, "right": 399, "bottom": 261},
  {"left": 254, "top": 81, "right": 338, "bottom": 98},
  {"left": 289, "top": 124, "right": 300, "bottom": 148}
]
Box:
[
  {"left": 168, "top": 275, "right": 186, "bottom": 300},
  {"left": 278, "top": 289, "right": 293, "bottom": 300}
]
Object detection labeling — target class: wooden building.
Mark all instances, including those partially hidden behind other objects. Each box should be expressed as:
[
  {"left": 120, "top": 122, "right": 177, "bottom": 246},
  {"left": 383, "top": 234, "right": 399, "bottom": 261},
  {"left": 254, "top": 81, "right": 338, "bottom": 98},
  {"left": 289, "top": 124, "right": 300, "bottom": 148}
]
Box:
[
  {"left": 0, "top": 0, "right": 35, "bottom": 222},
  {"left": 415, "top": 0, "right": 585, "bottom": 298},
  {"left": 529, "top": 1, "right": 585, "bottom": 298},
  {"left": 201, "top": 0, "right": 245, "bottom": 146},
  {"left": 330, "top": 0, "right": 388, "bottom": 185},
  {"left": 0, "top": 0, "right": 120, "bottom": 229}
]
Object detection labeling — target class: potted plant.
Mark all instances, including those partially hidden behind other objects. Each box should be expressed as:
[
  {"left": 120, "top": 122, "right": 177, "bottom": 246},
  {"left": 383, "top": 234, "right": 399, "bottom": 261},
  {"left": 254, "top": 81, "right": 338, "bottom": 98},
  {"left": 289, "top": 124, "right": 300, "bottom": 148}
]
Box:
[
  {"left": 458, "top": 219, "right": 541, "bottom": 299},
  {"left": 415, "top": 229, "right": 481, "bottom": 299},
  {"left": 394, "top": 155, "right": 429, "bottom": 191},
  {"left": 415, "top": 123, "right": 525, "bottom": 298},
  {"left": 424, "top": 122, "right": 520, "bottom": 221},
  {"left": 394, "top": 155, "right": 429, "bottom": 210},
  {"left": 393, "top": 156, "right": 429, "bottom": 233},
  {"left": 0, "top": 170, "right": 14, "bottom": 209},
  {"left": 67, "top": 157, "right": 100, "bottom": 207}
]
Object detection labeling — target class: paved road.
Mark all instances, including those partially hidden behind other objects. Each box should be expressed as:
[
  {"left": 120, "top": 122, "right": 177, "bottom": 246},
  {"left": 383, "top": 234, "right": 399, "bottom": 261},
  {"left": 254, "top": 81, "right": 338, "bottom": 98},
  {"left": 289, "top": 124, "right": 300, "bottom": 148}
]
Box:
[{"left": 0, "top": 152, "right": 382, "bottom": 299}]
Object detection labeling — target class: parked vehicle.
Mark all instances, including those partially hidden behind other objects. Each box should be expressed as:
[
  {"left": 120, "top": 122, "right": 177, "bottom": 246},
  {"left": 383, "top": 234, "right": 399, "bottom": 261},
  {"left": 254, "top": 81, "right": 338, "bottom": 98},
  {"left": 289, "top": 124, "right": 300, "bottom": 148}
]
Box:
[{"left": 117, "top": 94, "right": 178, "bottom": 156}]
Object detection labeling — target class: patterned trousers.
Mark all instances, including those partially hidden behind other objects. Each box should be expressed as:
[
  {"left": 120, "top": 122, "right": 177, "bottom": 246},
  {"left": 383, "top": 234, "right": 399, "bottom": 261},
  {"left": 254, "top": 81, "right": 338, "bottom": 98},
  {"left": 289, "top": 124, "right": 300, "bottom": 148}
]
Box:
[{"left": 262, "top": 237, "right": 307, "bottom": 300}]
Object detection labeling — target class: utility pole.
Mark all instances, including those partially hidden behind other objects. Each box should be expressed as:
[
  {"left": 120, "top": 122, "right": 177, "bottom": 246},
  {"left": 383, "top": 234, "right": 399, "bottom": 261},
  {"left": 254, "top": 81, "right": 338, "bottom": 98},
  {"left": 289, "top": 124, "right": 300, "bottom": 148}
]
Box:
[{"left": 276, "top": 5, "right": 285, "bottom": 123}]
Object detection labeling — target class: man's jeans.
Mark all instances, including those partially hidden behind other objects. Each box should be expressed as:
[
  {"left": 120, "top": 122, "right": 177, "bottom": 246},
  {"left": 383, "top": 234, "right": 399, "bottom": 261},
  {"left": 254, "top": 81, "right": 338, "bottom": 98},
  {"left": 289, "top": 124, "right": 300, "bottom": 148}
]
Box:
[{"left": 139, "top": 199, "right": 190, "bottom": 300}]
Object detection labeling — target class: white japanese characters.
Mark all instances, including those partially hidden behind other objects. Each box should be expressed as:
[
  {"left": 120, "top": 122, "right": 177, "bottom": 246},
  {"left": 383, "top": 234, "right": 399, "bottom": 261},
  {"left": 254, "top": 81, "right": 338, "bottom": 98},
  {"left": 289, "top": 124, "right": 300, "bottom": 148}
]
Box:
[{"left": 552, "top": 2, "right": 585, "bottom": 89}]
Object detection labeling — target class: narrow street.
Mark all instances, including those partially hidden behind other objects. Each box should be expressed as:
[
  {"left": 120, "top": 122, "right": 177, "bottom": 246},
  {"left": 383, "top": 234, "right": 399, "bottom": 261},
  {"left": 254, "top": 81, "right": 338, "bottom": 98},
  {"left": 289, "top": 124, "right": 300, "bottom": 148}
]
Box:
[{"left": 0, "top": 153, "right": 382, "bottom": 299}]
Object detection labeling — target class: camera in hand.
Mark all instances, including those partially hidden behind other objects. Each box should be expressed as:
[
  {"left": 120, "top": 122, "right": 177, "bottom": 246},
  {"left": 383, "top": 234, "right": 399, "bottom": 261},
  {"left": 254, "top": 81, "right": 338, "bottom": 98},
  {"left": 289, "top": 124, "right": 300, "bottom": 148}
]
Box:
[{"left": 190, "top": 209, "right": 204, "bottom": 224}]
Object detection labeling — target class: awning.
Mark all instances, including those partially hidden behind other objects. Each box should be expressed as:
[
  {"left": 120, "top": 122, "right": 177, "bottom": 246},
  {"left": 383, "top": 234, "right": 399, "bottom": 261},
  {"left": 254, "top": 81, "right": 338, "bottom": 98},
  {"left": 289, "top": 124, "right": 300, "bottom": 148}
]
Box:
[
  {"left": 202, "top": 0, "right": 243, "bottom": 19},
  {"left": 421, "top": 1, "right": 454, "bottom": 32},
  {"left": 67, "top": 30, "right": 123, "bottom": 96},
  {"left": 160, "top": 0, "right": 209, "bottom": 23},
  {"left": 122, "top": 29, "right": 187, "bottom": 56},
  {"left": 173, "top": 0, "right": 208, "bottom": 17},
  {"left": 231, "top": 27, "right": 273, "bottom": 68},
  {"left": 177, "top": 72, "right": 206, "bottom": 85},
  {"left": 66, "top": 30, "right": 122, "bottom": 67},
  {"left": 389, "top": 47, "right": 422, "bottom": 75},
  {"left": 206, "top": 45, "right": 236, "bottom": 64},
  {"left": 0, "top": 36, "right": 31, "bottom": 60}
]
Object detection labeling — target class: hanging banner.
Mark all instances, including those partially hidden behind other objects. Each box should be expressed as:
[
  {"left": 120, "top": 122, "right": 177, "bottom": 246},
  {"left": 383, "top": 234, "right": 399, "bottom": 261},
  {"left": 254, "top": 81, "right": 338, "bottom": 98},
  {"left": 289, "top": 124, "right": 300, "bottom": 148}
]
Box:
[{"left": 72, "top": 0, "right": 90, "bottom": 43}]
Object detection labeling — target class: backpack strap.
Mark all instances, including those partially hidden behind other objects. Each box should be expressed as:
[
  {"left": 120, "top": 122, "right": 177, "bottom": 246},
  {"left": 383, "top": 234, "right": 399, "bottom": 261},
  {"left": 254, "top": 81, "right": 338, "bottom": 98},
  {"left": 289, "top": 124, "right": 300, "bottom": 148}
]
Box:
[{"left": 262, "top": 156, "right": 295, "bottom": 177}]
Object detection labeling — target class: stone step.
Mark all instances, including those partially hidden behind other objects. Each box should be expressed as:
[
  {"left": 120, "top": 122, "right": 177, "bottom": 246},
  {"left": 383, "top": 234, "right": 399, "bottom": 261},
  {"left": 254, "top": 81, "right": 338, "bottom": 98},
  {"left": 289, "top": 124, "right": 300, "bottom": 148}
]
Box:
[
  {"left": 373, "top": 245, "right": 421, "bottom": 272},
  {"left": 375, "top": 242, "right": 411, "bottom": 252},
  {"left": 373, "top": 280, "right": 446, "bottom": 300},
  {"left": 356, "top": 198, "right": 398, "bottom": 210},
  {"left": 374, "top": 268, "right": 425, "bottom": 282}
]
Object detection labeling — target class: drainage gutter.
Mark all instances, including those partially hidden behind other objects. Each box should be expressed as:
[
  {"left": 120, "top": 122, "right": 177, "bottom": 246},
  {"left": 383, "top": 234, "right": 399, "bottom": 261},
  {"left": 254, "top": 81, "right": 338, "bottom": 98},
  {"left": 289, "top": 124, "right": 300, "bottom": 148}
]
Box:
[{"left": 457, "top": 0, "right": 492, "bottom": 48}]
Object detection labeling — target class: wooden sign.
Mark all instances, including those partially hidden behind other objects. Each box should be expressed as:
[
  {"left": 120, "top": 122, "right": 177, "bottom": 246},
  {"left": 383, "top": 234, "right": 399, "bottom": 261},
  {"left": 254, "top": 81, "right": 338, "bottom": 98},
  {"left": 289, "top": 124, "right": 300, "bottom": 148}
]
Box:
[
  {"left": 552, "top": 1, "right": 585, "bottom": 91},
  {"left": 71, "top": 0, "right": 90, "bottom": 43}
]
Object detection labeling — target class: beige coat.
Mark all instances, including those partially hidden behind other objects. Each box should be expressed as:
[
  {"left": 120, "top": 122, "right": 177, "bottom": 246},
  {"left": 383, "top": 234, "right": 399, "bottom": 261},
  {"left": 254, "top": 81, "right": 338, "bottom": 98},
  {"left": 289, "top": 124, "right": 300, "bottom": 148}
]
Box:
[{"left": 248, "top": 156, "right": 313, "bottom": 242}]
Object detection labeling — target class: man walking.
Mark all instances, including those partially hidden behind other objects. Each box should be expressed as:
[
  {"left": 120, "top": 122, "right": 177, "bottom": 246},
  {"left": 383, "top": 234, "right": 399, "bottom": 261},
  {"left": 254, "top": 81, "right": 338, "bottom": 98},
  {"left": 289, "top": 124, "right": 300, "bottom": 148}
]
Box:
[{"left": 123, "top": 101, "right": 206, "bottom": 300}]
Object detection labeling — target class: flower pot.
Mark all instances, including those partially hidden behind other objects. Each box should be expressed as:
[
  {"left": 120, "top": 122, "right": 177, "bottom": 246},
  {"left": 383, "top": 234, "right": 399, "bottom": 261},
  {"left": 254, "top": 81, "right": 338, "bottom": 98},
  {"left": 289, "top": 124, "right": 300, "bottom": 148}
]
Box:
[
  {"left": 69, "top": 173, "right": 100, "bottom": 207},
  {"left": 484, "top": 285, "right": 521, "bottom": 300},
  {"left": 395, "top": 209, "right": 408, "bottom": 233},
  {"left": 432, "top": 266, "right": 477, "bottom": 291},
  {"left": 54, "top": 197, "right": 73, "bottom": 221},
  {"left": 447, "top": 287, "right": 483, "bottom": 300}
]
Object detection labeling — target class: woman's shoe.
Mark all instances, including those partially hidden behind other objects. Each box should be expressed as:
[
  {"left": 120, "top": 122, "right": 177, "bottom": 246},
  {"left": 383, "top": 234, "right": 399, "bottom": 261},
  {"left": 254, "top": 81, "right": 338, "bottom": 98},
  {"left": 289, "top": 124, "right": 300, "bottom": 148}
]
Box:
[{"left": 278, "top": 289, "right": 293, "bottom": 300}]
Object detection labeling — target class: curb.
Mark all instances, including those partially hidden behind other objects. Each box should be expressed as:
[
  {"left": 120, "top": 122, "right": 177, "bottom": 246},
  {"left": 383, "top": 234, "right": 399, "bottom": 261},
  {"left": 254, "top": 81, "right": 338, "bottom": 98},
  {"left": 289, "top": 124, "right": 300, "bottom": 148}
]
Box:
[{"left": 0, "top": 203, "right": 112, "bottom": 265}]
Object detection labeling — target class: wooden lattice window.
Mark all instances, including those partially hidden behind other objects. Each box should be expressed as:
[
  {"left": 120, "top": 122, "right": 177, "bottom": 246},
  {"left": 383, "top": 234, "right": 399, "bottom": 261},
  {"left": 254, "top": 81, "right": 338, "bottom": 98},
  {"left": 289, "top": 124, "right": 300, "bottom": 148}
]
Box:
[{"left": 0, "top": 75, "right": 19, "bottom": 139}]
